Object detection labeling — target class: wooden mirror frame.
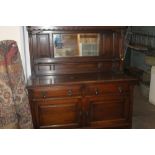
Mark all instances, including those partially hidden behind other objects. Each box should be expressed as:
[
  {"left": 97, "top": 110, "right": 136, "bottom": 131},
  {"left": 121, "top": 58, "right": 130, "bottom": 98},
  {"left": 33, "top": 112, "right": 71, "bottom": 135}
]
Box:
[{"left": 27, "top": 26, "right": 127, "bottom": 76}]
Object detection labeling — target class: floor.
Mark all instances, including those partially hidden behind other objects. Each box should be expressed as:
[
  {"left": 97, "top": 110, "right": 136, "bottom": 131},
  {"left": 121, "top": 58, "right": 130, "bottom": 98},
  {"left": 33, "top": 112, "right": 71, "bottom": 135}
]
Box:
[{"left": 132, "top": 86, "right": 155, "bottom": 129}]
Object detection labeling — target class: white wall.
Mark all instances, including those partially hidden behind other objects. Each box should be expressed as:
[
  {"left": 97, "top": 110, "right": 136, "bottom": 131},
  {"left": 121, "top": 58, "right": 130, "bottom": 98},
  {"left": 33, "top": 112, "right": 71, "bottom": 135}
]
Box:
[
  {"left": 0, "top": 26, "right": 30, "bottom": 79},
  {"left": 149, "top": 66, "right": 155, "bottom": 105},
  {"left": 23, "top": 26, "right": 31, "bottom": 79}
]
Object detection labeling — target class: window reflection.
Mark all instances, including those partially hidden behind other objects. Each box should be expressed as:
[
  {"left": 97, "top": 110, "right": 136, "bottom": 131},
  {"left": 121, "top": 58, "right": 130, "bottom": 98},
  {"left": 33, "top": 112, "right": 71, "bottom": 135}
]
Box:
[{"left": 53, "top": 33, "right": 100, "bottom": 57}]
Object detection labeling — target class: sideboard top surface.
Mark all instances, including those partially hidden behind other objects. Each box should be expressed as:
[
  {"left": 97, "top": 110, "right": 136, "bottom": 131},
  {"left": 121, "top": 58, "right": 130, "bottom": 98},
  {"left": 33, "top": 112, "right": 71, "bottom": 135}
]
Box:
[{"left": 27, "top": 72, "right": 137, "bottom": 88}]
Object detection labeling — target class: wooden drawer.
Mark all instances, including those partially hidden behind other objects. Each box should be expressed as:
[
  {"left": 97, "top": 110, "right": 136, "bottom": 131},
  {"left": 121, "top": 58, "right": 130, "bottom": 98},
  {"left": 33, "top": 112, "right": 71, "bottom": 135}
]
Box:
[
  {"left": 31, "top": 85, "right": 82, "bottom": 99},
  {"left": 85, "top": 82, "right": 129, "bottom": 96}
]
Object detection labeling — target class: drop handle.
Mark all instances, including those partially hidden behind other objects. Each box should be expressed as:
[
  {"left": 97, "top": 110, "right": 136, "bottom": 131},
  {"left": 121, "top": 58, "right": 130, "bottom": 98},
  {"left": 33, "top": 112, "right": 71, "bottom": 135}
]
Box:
[
  {"left": 95, "top": 88, "right": 99, "bottom": 95},
  {"left": 78, "top": 110, "right": 83, "bottom": 123},
  {"left": 85, "top": 111, "right": 89, "bottom": 125},
  {"left": 118, "top": 87, "right": 123, "bottom": 93},
  {"left": 79, "top": 110, "right": 82, "bottom": 117},
  {"left": 85, "top": 111, "right": 89, "bottom": 117},
  {"left": 67, "top": 89, "right": 73, "bottom": 96},
  {"left": 41, "top": 91, "right": 47, "bottom": 98}
]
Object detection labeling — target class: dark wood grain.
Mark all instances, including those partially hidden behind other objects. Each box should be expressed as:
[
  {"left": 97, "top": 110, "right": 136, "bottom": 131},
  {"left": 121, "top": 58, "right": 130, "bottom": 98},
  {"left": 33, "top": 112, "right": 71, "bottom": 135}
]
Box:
[
  {"left": 27, "top": 26, "right": 136, "bottom": 129},
  {"left": 28, "top": 26, "right": 126, "bottom": 76},
  {"left": 27, "top": 74, "right": 136, "bottom": 128},
  {"left": 35, "top": 98, "right": 82, "bottom": 128},
  {"left": 86, "top": 94, "right": 130, "bottom": 128},
  {"left": 27, "top": 72, "right": 137, "bottom": 87},
  {"left": 27, "top": 26, "right": 127, "bottom": 34}
]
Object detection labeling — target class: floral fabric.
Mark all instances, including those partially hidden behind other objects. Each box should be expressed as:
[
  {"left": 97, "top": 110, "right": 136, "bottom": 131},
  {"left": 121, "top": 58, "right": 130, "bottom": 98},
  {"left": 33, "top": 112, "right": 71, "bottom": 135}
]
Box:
[{"left": 0, "top": 40, "right": 33, "bottom": 128}]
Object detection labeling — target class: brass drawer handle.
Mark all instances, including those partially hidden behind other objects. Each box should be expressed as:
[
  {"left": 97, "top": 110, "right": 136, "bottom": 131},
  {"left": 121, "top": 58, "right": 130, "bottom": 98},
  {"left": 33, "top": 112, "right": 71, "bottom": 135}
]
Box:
[
  {"left": 67, "top": 90, "right": 73, "bottom": 96},
  {"left": 118, "top": 87, "right": 123, "bottom": 93},
  {"left": 41, "top": 91, "right": 47, "bottom": 98},
  {"left": 78, "top": 109, "right": 83, "bottom": 123},
  {"left": 95, "top": 88, "right": 99, "bottom": 95}
]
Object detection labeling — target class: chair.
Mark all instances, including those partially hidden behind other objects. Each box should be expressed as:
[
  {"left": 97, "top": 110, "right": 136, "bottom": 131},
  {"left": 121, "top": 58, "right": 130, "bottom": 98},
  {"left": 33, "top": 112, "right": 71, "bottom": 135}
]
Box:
[{"left": 0, "top": 40, "right": 33, "bottom": 128}]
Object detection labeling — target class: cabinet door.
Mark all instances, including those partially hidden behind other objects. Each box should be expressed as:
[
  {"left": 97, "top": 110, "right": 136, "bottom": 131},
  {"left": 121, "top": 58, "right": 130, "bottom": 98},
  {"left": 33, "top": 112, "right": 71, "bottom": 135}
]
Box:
[
  {"left": 86, "top": 94, "right": 130, "bottom": 128},
  {"left": 34, "top": 98, "right": 82, "bottom": 128}
]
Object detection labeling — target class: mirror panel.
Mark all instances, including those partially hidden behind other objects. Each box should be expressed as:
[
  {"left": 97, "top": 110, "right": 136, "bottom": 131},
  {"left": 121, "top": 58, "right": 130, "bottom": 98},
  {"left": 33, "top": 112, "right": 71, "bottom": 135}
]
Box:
[{"left": 53, "top": 33, "right": 100, "bottom": 57}]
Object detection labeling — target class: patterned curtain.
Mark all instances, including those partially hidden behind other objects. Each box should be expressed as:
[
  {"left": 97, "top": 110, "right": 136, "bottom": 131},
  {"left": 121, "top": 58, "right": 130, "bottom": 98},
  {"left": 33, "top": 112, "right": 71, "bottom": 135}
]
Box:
[{"left": 0, "top": 40, "right": 33, "bottom": 128}]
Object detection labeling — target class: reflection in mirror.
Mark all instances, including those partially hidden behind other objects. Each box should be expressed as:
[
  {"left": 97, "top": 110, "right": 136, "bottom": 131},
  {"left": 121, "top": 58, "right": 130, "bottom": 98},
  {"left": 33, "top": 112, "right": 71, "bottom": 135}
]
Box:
[
  {"left": 53, "top": 34, "right": 78, "bottom": 57},
  {"left": 78, "top": 33, "right": 100, "bottom": 56},
  {"left": 53, "top": 33, "right": 100, "bottom": 57}
]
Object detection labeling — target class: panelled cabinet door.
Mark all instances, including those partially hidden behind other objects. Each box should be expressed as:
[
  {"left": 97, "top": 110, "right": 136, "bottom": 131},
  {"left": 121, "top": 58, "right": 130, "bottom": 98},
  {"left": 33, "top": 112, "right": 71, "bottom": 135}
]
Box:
[
  {"left": 30, "top": 33, "right": 52, "bottom": 59},
  {"left": 86, "top": 94, "right": 130, "bottom": 128},
  {"left": 102, "top": 31, "right": 121, "bottom": 59},
  {"left": 34, "top": 98, "right": 82, "bottom": 128}
]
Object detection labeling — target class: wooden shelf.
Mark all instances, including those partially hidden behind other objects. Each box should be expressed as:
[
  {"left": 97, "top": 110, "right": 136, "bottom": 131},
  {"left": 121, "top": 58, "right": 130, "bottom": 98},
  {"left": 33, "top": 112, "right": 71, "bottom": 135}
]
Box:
[{"left": 128, "top": 44, "right": 148, "bottom": 51}]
